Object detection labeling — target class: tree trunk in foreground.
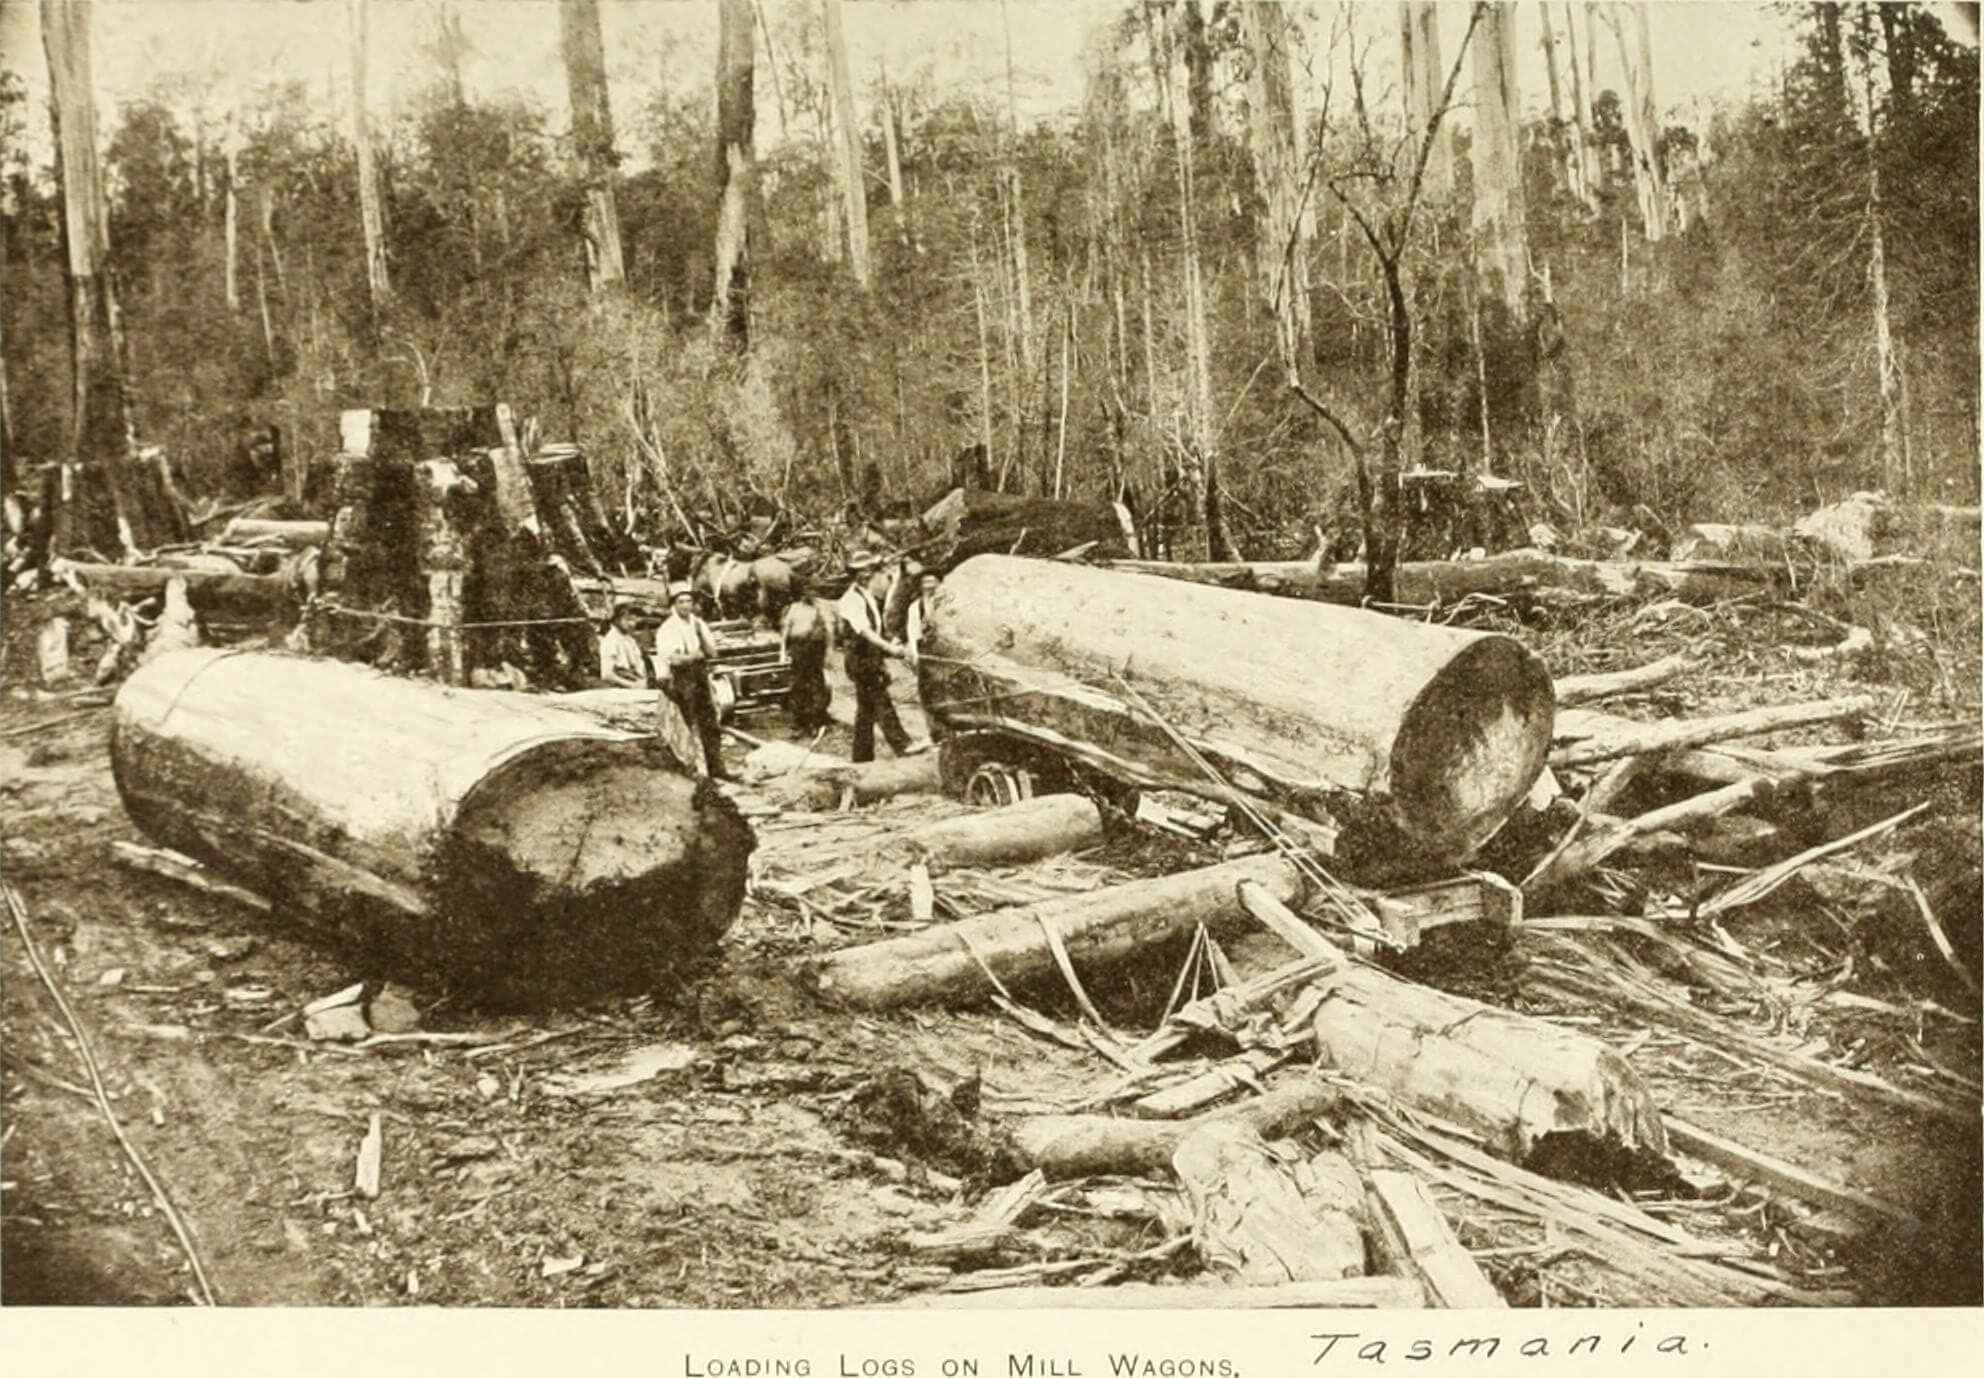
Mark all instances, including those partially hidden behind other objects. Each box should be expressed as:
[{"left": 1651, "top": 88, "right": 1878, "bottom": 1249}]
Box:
[
  {"left": 919, "top": 556, "right": 1553, "bottom": 864},
  {"left": 112, "top": 649, "right": 754, "bottom": 1008},
  {"left": 1238, "top": 882, "right": 1668, "bottom": 1165},
  {"left": 1174, "top": 1125, "right": 1369, "bottom": 1283}
]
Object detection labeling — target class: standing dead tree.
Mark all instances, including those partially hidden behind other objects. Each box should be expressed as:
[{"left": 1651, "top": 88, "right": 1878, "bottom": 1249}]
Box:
[
  {"left": 712, "top": 0, "right": 756, "bottom": 345},
  {"left": 1290, "top": 4, "right": 1488, "bottom": 606},
  {"left": 558, "top": 0, "right": 627, "bottom": 292},
  {"left": 347, "top": 0, "right": 392, "bottom": 309}
]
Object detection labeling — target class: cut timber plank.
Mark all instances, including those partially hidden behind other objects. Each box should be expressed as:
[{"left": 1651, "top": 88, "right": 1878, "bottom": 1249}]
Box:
[
  {"left": 111, "top": 841, "right": 273, "bottom": 913},
  {"left": 1365, "top": 1168, "right": 1505, "bottom": 1308},
  {"left": 1664, "top": 1116, "right": 1920, "bottom": 1229},
  {"left": 1134, "top": 1048, "right": 1292, "bottom": 1118},
  {"left": 1237, "top": 883, "right": 1668, "bottom": 1163}
]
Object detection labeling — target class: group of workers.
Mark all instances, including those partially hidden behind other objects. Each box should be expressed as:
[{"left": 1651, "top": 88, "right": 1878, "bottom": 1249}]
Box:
[{"left": 596, "top": 551, "right": 939, "bottom": 780}]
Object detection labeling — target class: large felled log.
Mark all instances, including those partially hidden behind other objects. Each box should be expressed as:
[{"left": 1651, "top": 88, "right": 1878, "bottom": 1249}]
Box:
[
  {"left": 919, "top": 555, "right": 1553, "bottom": 864},
  {"left": 53, "top": 560, "right": 295, "bottom": 621},
  {"left": 222, "top": 517, "right": 330, "bottom": 549},
  {"left": 809, "top": 854, "right": 1304, "bottom": 1010},
  {"left": 110, "top": 649, "right": 754, "bottom": 1008},
  {"left": 890, "top": 793, "right": 1102, "bottom": 868},
  {"left": 1238, "top": 883, "right": 1667, "bottom": 1164},
  {"left": 1106, "top": 550, "right": 1782, "bottom": 606}
]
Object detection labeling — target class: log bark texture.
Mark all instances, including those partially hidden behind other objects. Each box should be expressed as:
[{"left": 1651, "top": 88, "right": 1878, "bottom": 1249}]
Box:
[
  {"left": 1174, "top": 1127, "right": 1368, "bottom": 1282},
  {"left": 111, "top": 648, "right": 754, "bottom": 1008},
  {"left": 920, "top": 555, "right": 1553, "bottom": 863},
  {"left": 891, "top": 793, "right": 1103, "bottom": 869},
  {"left": 1239, "top": 883, "right": 1666, "bottom": 1164},
  {"left": 55, "top": 560, "right": 295, "bottom": 621}
]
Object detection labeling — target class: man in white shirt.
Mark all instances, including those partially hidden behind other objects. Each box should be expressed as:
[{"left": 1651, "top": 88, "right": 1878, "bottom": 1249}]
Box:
[
  {"left": 597, "top": 602, "right": 652, "bottom": 689},
  {"left": 904, "top": 567, "right": 940, "bottom": 665},
  {"left": 655, "top": 583, "right": 733, "bottom": 781},
  {"left": 835, "top": 553, "right": 916, "bottom": 763}
]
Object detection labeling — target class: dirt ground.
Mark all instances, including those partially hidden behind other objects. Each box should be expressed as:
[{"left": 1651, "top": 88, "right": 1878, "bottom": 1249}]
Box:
[{"left": 2, "top": 622, "right": 1978, "bottom": 1310}]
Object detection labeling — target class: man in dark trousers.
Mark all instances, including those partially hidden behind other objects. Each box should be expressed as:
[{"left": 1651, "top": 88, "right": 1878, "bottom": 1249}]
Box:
[
  {"left": 655, "top": 582, "right": 735, "bottom": 781},
  {"left": 778, "top": 581, "right": 833, "bottom": 733},
  {"left": 835, "top": 552, "right": 915, "bottom": 763}
]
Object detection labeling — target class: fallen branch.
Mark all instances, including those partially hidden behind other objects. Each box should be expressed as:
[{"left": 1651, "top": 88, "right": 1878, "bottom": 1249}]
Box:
[
  {"left": 1550, "top": 695, "right": 1879, "bottom": 768},
  {"left": 1663, "top": 1116, "right": 1919, "bottom": 1230},
  {"left": 1554, "top": 653, "right": 1697, "bottom": 707}
]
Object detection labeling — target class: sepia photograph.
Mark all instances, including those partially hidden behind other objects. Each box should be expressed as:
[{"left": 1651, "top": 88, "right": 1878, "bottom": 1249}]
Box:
[{"left": 0, "top": 0, "right": 1978, "bottom": 1350}]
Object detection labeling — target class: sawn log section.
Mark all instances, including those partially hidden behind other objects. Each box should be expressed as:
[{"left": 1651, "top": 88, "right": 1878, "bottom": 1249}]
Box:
[
  {"left": 111, "top": 648, "right": 754, "bottom": 1007},
  {"left": 917, "top": 555, "right": 1554, "bottom": 863}
]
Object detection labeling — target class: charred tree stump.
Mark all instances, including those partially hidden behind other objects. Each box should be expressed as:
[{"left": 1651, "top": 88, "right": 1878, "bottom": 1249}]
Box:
[{"left": 111, "top": 648, "right": 754, "bottom": 1008}]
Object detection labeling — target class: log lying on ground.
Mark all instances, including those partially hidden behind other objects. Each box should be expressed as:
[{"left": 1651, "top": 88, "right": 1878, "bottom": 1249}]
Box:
[
  {"left": 1174, "top": 1124, "right": 1368, "bottom": 1282},
  {"left": 888, "top": 793, "right": 1102, "bottom": 869},
  {"left": 53, "top": 560, "right": 295, "bottom": 621},
  {"left": 1550, "top": 695, "right": 1878, "bottom": 769},
  {"left": 222, "top": 517, "right": 330, "bottom": 548},
  {"left": 1238, "top": 883, "right": 1668, "bottom": 1164},
  {"left": 1011, "top": 1076, "right": 1341, "bottom": 1179},
  {"left": 759, "top": 751, "right": 944, "bottom": 810},
  {"left": 809, "top": 854, "right": 1304, "bottom": 1010},
  {"left": 1554, "top": 653, "right": 1696, "bottom": 707},
  {"left": 920, "top": 555, "right": 1554, "bottom": 864},
  {"left": 1104, "top": 549, "right": 1781, "bottom": 606},
  {"left": 111, "top": 649, "right": 754, "bottom": 1008}
]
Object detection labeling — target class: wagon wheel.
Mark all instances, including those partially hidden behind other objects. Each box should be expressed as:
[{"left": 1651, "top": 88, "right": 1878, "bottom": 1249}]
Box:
[{"left": 963, "top": 761, "right": 1035, "bottom": 807}]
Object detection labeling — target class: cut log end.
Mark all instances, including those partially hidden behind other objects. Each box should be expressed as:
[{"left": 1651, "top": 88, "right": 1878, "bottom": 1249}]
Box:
[
  {"left": 1393, "top": 636, "right": 1556, "bottom": 859},
  {"left": 437, "top": 743, "right": 756, "bottom": 1006}
]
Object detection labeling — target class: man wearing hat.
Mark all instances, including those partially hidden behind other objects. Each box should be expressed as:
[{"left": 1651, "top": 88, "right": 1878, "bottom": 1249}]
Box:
[
  {"left": 598, "top": 600, "right": 653, "bottom": 689},
  {"left": 836, "top": 552, "right": 915, "bottom": 763},
  {"left": 655, "top": 582, "right": 734, "bottom": 781}
]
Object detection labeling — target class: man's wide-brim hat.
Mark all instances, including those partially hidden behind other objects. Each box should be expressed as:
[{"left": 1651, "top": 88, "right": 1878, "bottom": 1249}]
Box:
[
  {"left": 611, "top": 600, "right": 639, "bottom": 619},
  {"left": 846, "top": 551, "right": 879, "bottom": 574},
  {"left": 667, "top": 582, "right": 695, "bottom": 601}
]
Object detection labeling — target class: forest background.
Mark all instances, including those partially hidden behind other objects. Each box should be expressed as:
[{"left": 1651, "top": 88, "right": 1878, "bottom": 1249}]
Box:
[{"left": 1, "top": 0, "right": 1976, "bottom": 563}]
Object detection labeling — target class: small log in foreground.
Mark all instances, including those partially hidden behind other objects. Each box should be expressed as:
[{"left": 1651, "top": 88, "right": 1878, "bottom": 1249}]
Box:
[
  {"left": 891, "top": 793, "right": 1103, "bottom": 869},
  {"left": 921, "top": 555, "right": 1553, "bottom": 863},
  {"left": 1554, "top": 653, "right": 1697, "bottom": 707},
  {"left": 1011, "top": 1077, "right": 1342, "bottom": 1179},
  {"left": 761, "top": 752, "right": 944, "bottom": 809},
  {"left": 111, "top": 649, "right": 754, "bottom": 1008},
  {"left": 808, "top": 854, "right": 1304, "bottom": 1010},
  {"left": 222, "top": 517, "right": 330, "bottom": 549},
  {"left": 1364, "top": 1168, "right": 1506, "bottom": 1308},
  {"left": 1238, "top": 883, "right": 1668, "bottom": 1164}
]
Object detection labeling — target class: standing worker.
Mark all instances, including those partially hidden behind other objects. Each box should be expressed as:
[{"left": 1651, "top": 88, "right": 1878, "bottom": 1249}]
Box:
[
  {"left": 779, "top": 582, "right": 833, "bottom": 733},
  {"left": 904, "top": 567, "right": 940, "bottom": 666},
  {"left": 836, "top": 553, "right": 918, "bottom": 763},
  {"left": 597, "top": 601, "right": 653, "bottom": 689},
  {"left": 655, "top": 582, "right": 736, "bottom": 781}
]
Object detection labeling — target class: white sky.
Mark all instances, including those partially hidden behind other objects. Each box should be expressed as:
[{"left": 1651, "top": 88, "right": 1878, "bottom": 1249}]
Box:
[{"left": 0, "top": 1, "right": 1808, "bottom": 167}]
